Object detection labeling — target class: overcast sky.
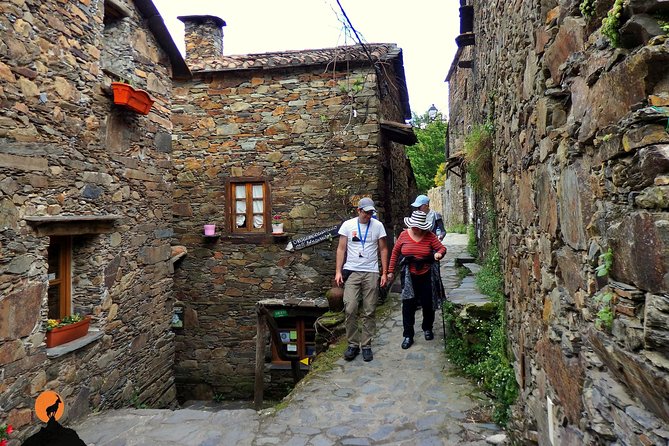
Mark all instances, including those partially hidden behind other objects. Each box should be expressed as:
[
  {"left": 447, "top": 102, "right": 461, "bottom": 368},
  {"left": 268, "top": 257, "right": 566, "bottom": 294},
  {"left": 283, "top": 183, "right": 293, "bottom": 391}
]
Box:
[{"left": 152, "top": 0, "right": 460, "bottom": 119}]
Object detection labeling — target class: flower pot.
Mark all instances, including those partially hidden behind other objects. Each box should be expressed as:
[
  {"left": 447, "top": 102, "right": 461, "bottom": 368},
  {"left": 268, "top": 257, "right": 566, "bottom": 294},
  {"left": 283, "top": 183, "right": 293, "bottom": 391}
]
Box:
[
  {"left": 271, "top": 223, "right": 284, "bottom": 234},
  {"left": 46, "top": 316, "right": 91, "bottom": 348},
  {"left": 111, "top": 82, "right": 154, "bottom": 115},
  {"left": 204, "top": 224, "right": 216, "bottom": 236}
]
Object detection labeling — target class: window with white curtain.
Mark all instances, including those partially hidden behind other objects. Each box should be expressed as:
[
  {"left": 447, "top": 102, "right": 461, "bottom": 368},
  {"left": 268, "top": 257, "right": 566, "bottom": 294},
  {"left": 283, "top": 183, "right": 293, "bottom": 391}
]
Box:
[{"left": 230, "top": 181, "right": 268, "bottom": 233}]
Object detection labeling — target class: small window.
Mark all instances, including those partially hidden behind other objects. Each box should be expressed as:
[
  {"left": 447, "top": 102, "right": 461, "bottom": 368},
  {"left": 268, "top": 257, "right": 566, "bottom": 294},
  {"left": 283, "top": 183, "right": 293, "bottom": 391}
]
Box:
[
  {"left": 48, "top": 237, "right": 72, "bottom": 319},
  {"left": 230, "top": 181, "right": 268, "bottom": 233},
  {"left": 271, "top": 316, "right": 317, "bottom": 366}
]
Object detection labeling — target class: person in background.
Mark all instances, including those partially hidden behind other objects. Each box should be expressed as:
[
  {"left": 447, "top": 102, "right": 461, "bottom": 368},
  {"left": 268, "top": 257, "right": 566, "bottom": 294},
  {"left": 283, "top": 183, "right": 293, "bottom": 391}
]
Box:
[
  {"left": 387, "top": 210, "right": 447, "bottom": 349},
  {"left": 411, "top": 194, "right": 446, "bottom": 241},
  {"left": 335, "top": 197, "right": 389, "bottom": 362}
]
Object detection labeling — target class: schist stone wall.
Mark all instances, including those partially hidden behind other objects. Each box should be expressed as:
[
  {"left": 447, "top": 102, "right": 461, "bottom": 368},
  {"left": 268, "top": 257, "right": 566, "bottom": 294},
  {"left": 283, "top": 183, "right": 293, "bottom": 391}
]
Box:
[
  {"left": 0, "top": 0, "right": 179, "bottom": 439},
  {"left": 449, "top": 0, "right": 668, "bottom": 444},
  {"left": 170, "top": 17, "right": 414, "bottom": 400}
]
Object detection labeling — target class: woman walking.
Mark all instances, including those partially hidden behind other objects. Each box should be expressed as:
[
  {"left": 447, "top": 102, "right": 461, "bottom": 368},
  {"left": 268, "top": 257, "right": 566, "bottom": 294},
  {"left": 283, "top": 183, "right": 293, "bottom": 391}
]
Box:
[{"left": 387, "top": 210, "right": 447, "bottom": 349}]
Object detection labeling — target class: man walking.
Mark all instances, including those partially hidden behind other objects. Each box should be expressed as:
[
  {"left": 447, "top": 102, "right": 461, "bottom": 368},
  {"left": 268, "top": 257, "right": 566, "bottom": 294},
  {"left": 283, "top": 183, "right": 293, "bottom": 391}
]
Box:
[
  {"left": 335, "top": 197, "right": 389, "bottom": 362},
  {"left": 411, "top": 194, "right": 445, "bottom": 241}
]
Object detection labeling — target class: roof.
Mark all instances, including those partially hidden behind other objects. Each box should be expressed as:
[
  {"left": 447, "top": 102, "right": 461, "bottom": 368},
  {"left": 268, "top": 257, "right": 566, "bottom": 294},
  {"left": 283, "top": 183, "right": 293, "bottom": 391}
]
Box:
[
  {"left": 380, "top": 120, "right": 417, "bottom": 145},
  {"left": 187, "top": 43, "right": 402, "bottom": 72}
]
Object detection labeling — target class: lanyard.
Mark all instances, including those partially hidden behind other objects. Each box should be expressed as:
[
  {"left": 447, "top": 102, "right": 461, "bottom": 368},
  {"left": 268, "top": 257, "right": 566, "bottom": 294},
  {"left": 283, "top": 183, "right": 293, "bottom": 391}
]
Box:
[{"left": 357, "top": 219, "right": 370, "bottom": 253}]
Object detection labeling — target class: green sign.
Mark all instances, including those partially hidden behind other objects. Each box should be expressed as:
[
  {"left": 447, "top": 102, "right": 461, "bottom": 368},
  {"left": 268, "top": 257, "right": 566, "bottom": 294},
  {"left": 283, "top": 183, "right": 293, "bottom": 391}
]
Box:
[{"left": 273, "top": 309, "right": 288, "bottom": 318}]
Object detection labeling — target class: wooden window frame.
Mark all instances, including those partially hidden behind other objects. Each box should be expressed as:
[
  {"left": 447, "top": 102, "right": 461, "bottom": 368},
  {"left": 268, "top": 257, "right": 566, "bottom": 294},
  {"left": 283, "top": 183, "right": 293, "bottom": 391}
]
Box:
[
  {"left": 270, "top": 316, "right": 317, "bottom": 366},
  {"left": 227, "top": 178, "right": 270, "bottom": 234},
  {"left": 48, "top": 236, "right": 72, "bottom": 319}
]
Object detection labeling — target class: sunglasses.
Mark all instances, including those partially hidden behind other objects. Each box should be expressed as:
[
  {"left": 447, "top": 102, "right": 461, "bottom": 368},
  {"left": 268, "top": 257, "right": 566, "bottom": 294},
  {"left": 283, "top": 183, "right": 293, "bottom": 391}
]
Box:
[{"left": 361, "top": 210, "right": 374, "bottom": 215}]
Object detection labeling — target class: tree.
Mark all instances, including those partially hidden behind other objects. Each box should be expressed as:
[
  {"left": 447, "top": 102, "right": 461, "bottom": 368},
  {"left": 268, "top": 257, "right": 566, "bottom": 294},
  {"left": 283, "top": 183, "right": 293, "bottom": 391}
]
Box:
[{"left": 406, "top": 110, "right": 447, "bottom": 193}]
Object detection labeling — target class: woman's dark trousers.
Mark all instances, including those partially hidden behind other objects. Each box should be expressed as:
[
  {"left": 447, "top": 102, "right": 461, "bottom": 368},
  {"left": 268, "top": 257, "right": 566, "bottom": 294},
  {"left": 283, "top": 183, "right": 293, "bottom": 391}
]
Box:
[{"left": 402, "top": 271, "right": 434, "bottom": 339}]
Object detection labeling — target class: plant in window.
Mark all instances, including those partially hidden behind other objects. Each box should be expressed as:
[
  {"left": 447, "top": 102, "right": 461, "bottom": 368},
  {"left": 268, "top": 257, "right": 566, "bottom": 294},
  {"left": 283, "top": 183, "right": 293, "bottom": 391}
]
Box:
[
  {"left": 1, "top": 424, "right": 13, "bottom": 446},
  {"left": 46, "top": 313, "right": 84, "bottom": 331}
]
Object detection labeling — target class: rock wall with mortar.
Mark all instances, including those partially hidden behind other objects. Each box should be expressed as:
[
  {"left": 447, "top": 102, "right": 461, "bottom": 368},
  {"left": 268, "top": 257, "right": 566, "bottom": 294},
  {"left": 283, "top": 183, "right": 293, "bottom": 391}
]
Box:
[
  {"left": 448, "top": 0, "right": 669, "bottom": 444},
  {"left": 170, "top": 59, "right": 414, "bottom": 400},
  {"left": 0, "top": 0, "right": 178, "bottom": 440}
]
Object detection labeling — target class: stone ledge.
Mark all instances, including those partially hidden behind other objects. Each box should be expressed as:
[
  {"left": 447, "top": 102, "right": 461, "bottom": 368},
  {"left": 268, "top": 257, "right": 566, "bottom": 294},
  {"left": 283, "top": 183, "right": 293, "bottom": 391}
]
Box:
[
  {"left": 25, "top": 215, "right": 122, "bottom": 236},
  {"left": 46, "top": 329, "right": 104, "bottom": 358}
]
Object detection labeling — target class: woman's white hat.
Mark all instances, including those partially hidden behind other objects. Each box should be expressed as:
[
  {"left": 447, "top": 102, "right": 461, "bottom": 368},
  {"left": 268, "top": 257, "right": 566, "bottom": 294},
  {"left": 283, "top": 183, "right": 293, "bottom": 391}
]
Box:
[{"left": 404, "top": 210, "right": 432, "bottom": 230}]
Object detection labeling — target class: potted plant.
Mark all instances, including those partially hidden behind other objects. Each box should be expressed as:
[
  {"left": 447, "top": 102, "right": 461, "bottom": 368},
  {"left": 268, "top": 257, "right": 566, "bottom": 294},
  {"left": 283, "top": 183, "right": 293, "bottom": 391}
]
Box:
[
  {"left": 0, "top": 423, "right": 13, "bottom": 446},
  {"left": 271, "top": 214, "right": 284, "bottom": 234},
  {"left": 45, "top": 313, "right": 91, "bottom": 348},
  {"left": 110, "top": 82, "right": 154, "bottom": 115}
]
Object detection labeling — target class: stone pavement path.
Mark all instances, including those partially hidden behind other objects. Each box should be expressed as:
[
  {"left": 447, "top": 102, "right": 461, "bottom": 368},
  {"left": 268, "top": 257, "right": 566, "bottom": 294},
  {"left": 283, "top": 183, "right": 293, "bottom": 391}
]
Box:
[{"left": 74, "top": 233, "right": 507, "bottom": 445}]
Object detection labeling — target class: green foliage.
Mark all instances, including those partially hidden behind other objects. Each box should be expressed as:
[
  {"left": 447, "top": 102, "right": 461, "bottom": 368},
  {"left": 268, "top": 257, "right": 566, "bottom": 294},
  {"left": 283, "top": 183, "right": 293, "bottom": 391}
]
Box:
[
  {"left": 602, "top": 0, "right": 624, "bottom": 47},
  {"left": 338, "top": 77, "right": 364, "bottom": 95},
  {"left": 467, "top": 224, "right": 478, "bottom": 258},
  {"left": 443, "top": 240, "right": 517, "bottom": 425},
  {"left": 434, "top": 162, "right": 447, "bottom": 187},
  {"left": 476, "top": 245, "right": 504, "bottom": 303},
  {"left": 656, "top": 15, "right": 669, "bottom": 33},
  {"left": 580, "top": 0, "right": 596, "bottom": 18},
  {"left": 407, "top": 109, "right": 447, "bottom": 193},
  {"left": 129, "top": 392, "right": 148, "bottom": 409},
  {"left": 595, "top": 248, "right": 614, "bottom": 277},
  {"left": 594, "top": 291, "right": 615, "bottom": 331},
  {"left": 46, "top": 313, "right": 84, "bottom": 331},
  {"left": 446, "top": 223, "right": 468, "bottom": 234},
  {"left": 213, "top": 393, "right": 226, "bottom": 403},
  {"left": 457, "top": 266, "right": 470, "bottom": 281},
  {"left": 464, "top": 122, "right": 494, "bottom": 194}
]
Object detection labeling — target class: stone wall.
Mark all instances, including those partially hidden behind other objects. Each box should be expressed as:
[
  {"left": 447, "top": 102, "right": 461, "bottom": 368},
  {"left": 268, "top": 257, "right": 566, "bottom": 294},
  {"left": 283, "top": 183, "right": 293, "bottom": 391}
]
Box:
[
  {"left": 171, "top": 52, "right": 413, "bottom": 400},
  {"left": 448, "top": 0, "right": 669, "bottom": 444},
  {"left": 0, "top": 0, "right": 178, "bottom": 440}
]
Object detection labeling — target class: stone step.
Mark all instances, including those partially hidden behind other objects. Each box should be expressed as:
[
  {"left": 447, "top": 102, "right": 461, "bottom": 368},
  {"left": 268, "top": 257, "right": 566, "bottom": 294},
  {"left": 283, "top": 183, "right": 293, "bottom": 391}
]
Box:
[{"left": 455, "top": 254, "right": 476, "bottom": 267}]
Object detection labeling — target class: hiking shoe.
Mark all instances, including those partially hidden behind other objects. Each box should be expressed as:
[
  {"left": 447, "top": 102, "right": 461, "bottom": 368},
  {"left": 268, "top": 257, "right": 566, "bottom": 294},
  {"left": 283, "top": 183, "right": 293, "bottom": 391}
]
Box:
[
  {"left": 362, "top": 347, "right": 373, "bottom": 362},
  {"left": 344, "top": 346, "right": 360, "bottom": 361},
  {"left": 424, "top": 330, "right": 434, "bottom": 341},
  {"left": 401, "top": 337, "right": 414, "bottom": 349}
]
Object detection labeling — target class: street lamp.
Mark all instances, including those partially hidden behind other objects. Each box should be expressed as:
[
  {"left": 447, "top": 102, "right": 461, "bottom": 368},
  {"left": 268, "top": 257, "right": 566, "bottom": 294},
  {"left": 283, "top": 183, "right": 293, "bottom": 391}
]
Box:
[{"left": 427, "top": 104, "right": 438, "bottom": 121}]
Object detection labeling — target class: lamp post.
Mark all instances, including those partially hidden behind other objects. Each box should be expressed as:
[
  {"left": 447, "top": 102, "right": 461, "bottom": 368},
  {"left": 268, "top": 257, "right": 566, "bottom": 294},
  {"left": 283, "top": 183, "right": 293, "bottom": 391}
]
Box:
[{"left": 427, "top": 104, "right": 438, "bottom": 121}]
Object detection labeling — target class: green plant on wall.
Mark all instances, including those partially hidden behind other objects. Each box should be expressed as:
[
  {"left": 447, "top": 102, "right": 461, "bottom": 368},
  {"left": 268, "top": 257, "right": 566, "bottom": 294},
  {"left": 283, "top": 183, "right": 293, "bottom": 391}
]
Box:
[
  {"left": 464, "top": 122, "right": 494, "bottom": 194},
  {"left": 657, "top": 15, "right": 669, "bottom": 33},
  {"left": 594, "top": 291, "right": 615, "bottom": 331},
  {"left": 580, "top": 0, "right": 596, "bottom": 18},
  {"left": 595, "top": 247, "right": 614, "bottom": 277},
  {"left": 602, "top": 0, "right": 624, "bottom": 47},
  {"left": 338, "top": 76, "right": 364, "bottom": 96}
]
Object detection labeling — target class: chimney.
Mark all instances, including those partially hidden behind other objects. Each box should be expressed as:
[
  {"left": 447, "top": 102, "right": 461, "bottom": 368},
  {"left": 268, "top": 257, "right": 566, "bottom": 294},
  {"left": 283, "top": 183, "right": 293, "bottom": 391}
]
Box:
[{"left": 177, "top": 15, "right": 226, "bottom": 65}]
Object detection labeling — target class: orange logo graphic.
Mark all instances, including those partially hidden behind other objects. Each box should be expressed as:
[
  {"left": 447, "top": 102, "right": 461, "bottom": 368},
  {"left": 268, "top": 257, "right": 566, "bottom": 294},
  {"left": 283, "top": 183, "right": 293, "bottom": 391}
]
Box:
[{"left": 35, "top": 391, "right": 64, "bottom": 422}]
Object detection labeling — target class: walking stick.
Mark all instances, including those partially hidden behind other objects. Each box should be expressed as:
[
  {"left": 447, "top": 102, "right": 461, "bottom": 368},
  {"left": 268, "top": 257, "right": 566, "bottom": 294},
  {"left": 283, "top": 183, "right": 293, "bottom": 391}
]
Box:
[{"left": 438, "top": 260, "right": 447, "bottom": 341}]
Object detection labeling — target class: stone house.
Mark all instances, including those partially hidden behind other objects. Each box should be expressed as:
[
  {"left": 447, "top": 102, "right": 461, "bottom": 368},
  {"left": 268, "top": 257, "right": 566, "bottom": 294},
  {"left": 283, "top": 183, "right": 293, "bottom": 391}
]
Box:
[
  {"left": 0, "top": 0, "right": 188, "bottom": 438},
  {"left": 170, "top": 15, "right": 417, "bottom": 401},
  {"left": 0, "top": 3, "right": 418, "bottom": 439},
  {"left": 447, "top": 0, "right": 669, "bottom": 444}
]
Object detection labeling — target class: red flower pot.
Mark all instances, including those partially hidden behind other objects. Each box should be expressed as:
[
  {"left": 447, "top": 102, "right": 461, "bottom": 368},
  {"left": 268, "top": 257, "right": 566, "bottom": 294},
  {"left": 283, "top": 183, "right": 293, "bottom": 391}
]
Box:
[
  {"left": 46, "top": 316, "right": 91, "bottom": 348},
  {"left": 111, "top": 82, "right": 154, "bottom": 115}
]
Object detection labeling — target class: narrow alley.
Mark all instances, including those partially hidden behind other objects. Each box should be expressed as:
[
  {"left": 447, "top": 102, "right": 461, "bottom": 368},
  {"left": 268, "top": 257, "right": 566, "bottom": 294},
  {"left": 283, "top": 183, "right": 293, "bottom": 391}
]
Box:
[{"left": 73, "top": 234, "right": 507, "bottom": 446}]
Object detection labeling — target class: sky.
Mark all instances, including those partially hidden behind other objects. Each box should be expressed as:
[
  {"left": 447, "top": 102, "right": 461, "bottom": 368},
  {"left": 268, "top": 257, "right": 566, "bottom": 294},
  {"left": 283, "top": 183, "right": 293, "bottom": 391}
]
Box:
[{"left": 152, "top": 0, "right": 460, "bottom": 119}]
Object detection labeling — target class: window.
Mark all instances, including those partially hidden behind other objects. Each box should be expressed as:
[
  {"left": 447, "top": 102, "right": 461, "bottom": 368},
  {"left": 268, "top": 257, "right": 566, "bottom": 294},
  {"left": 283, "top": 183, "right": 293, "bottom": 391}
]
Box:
[
  {"left": 271, "top": 316, "right": 317, "bottom": 366},
  {"left": 230, "top": 181, "right": 268, "bottom": 233},
  {"left": 47, "top": 236, "right": 71, "bottom": 320}
]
